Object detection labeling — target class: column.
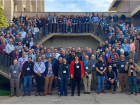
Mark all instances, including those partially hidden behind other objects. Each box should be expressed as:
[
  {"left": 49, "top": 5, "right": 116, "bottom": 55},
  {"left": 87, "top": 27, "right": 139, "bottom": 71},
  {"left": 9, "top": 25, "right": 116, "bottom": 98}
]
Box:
[
  {"left": 25, "top": 0, "right": 31, "bottom": 12},
  {"left": 16, "top": 0, "right": 24, "bottom": 12},
  {"left": 37, "top": 0, "right": 42, "bottom": 12},
  {"left": 42, "top": 0, "right": 45, "bottom": 12},
  {"left": 3, "top": 0, "right": 13, "bottom": 23},
  {"left": 32, "top": 0, "right": 37, "bottom": 12}
]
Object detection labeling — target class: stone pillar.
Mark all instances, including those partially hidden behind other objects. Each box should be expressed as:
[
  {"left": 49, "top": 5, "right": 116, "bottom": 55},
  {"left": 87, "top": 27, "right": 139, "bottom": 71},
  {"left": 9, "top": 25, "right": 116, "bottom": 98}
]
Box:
[
  {"left": 4, "top": 0, "right": 13, "bottom": 23},
  {"left": 25, "top": 0, "right": 31, "bottom": 12},
  {"left": 16, "top": 0, "right": 24, "bottom": 12},
  {"left": 37, "top": 0, "right": 42, "bottom": 12},
  {"left": 42, "top": 0, "right": 45, "bottom": 12},
  {"left": 32, "top": 0, "right": 37, "bottom": 12}
]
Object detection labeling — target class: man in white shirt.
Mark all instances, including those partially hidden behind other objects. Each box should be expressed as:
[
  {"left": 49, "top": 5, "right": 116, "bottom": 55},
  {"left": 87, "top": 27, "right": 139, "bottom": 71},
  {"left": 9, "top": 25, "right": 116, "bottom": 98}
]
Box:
[
  {"left": 5, "top": 39, "right": 15, "bottom": 56},
  {"left": 21, "top": 28, "right": 26, "bottom": 39}
]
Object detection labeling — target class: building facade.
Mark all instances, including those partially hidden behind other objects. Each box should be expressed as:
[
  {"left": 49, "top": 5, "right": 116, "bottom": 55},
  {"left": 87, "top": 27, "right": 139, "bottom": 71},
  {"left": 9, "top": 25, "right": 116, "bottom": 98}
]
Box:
[{"left": 0, "top": 0, "right": 45, "bottom": 22}]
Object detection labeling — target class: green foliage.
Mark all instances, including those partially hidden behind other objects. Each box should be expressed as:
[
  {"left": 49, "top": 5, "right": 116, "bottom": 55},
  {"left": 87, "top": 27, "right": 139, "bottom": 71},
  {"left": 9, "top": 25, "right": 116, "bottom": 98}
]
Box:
[{"left": 0, "top": 1, "right": 9, "bottom": 28}]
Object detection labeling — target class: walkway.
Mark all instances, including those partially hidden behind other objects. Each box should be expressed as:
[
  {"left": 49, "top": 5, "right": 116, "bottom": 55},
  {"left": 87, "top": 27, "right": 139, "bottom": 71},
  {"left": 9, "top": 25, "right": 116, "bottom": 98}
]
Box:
[{"left": 0, "top": 93, "right": 140, "bottom": 104}]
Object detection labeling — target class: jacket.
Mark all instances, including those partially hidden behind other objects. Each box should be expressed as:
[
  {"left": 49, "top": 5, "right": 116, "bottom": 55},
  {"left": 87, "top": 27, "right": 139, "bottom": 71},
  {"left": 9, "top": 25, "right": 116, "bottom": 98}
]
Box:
[
  {"left": 0, "top": 44, "right": 6, "bottom": 54},
  {"left": 125, "top": 63, "right": 138, "bottom": 76},
  {"left": 70, "top": 60, "right": 84, "bottom": 79},
  {"left": 44, "top": 61, "right": 55, "bottom": 77},
  {"left": 108, "top": 53, "right": 120, "bottom": 64},
  {"left": 83, "top": 60, "right": 92, "bottom": 74},
  {"left": 134, "top": 40, "right": 139, "bottom": 52},
  {"left": 58, "top": 64, "right": 70, "bottom": 83}
]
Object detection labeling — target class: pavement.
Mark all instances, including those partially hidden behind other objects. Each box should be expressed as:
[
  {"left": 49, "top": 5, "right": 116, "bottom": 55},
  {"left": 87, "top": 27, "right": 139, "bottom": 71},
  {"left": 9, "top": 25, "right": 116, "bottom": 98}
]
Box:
[{"left": 0, "top": 92, "right": 140, "bottom": 104}]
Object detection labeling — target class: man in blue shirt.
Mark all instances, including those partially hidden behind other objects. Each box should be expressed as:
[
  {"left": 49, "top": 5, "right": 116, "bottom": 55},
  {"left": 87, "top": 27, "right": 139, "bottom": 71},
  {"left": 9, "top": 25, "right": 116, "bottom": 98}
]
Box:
[
  {"left": 113, "top": 13, "right": 118, "bottom": 23},
  {"left": 122, "top": 39, "right": 130, "bottom": 59},
  {"left": 84, "top": 13, "right": 89, "bottom": 33},
  {"left": 72, "top": 15, "right": 78, "bottom": 33},
  {"left": 47, "top": 13, "right": 53, "bottom": 33}
]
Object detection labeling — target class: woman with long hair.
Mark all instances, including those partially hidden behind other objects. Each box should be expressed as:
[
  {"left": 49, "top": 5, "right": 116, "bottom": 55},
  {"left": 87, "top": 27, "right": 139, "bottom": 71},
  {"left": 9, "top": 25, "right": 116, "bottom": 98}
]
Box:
[{"left": 70, "top": 54, "right": 84, "bottom": 96}]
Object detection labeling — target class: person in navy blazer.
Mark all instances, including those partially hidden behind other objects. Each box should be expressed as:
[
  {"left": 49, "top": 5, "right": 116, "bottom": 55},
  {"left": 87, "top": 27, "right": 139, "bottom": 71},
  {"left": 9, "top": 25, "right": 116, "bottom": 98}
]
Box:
[{"left": 44, "top": 56, "right": 55, "bottom": 95}]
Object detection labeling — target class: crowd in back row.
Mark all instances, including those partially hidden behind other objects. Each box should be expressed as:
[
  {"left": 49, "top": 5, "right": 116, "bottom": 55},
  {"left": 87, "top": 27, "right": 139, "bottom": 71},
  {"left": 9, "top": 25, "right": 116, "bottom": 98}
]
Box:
[{"left": 0, "top": 12, "right": 140, "bottom": 97}]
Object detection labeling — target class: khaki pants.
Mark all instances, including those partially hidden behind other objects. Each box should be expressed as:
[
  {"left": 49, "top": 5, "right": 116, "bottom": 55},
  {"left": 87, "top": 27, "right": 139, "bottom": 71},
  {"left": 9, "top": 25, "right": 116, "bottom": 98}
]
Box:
[
  {"left": 134, "top": 51, "right": 138, "bottom": 63},
  {"left": 91, "top": 71, "right": 97, "bottom": 90},
  {"left": 119, "top": 73, "right": 129, "bottom": 92},
  {"left": 44, "top": 75, "right": 54, "bottom": 94},
  {"left": 10, "top": 78, "right": 20, "bottom": 95},
  {"left": 130, "top": 52, "right": 135, "bottom": 62},
  {"left": 83, "top": 74, "right": 92, "bottom": 92}
]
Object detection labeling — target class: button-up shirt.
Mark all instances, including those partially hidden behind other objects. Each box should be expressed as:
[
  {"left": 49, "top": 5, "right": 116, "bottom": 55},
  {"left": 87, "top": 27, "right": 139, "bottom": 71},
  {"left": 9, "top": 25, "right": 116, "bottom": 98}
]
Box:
[
  {"left": 122, "top": 43, "right": 130, "bottom": 53},
  {"left": 26, "top": 54, "right": 36, "bottom": 62},
  {"left": 21, "top": 31, "right": 26, "bottom": 39},
  {"left": 5, "top": 44, "right": 15, "bottom": 54},
  {"left": 33, "top": 62, "right": 46, "bottom": 73},
  {"left": 18, "top": 57, "right": 28, "bottom": 67}
]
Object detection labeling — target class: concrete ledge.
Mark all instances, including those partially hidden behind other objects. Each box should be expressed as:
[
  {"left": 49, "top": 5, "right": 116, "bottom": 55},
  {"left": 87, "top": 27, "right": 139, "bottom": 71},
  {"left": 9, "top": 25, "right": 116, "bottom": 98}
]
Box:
[
  {"left": 38, "top": 33, "right": 105, "bottom": 45},
  {"left": 131, "top": 5, "right": 140, "bottom": 17},
  {"left": 0, "top": 70, "right": 10, "bottom": 79}
]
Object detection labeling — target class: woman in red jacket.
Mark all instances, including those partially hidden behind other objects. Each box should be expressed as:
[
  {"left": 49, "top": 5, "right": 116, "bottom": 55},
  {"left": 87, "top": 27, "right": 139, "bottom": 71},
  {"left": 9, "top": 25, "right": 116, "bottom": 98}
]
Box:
[{"left": 70, "top": 54, "right": 84, "bottom": 96}]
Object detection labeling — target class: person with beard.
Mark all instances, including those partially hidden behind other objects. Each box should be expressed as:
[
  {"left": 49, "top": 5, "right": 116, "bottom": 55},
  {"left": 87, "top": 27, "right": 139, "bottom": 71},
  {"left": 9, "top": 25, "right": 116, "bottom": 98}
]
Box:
[
  {"left": 96, "top": 43, "right": 104, "bottom": 54},
  {"left": 125, "top": 58, "right": 138, "bottom": 95},
  {"left": 105, "top": 65, "right": 117, "bottom": 94},
  {"left": 23, "top": 34, "right": 30, "bottom": 48},
  {"left": 95, "top": 56, "right": 107, "bottom": 94},
  {"left": 80, "top": 50, "right": 86, "bottom": 62},
  {"left": 68, "top": 51, "right": 75, "bottom": 64}
]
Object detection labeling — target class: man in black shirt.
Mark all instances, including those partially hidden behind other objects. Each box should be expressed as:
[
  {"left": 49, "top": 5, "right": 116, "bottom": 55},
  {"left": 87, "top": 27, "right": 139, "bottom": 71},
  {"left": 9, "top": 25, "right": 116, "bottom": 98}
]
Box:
[
  {"left": 117, "top": 54, "right": 129, "bottom": 94},
  {"left": 22, "top": 57, "right": 34, "bottom": 96},
  {"left": 95, "top": 56, "right": 107, "bottom": 94}
]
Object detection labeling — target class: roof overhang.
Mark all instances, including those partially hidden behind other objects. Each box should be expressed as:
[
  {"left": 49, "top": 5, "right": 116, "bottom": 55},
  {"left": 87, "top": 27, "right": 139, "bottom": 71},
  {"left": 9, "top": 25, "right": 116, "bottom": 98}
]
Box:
[
  {"left": 109, "top": 0, "right": 122, "bottom": 11},
  {"left": 131, "top": 5, "right": 140, "bottom": 17}
]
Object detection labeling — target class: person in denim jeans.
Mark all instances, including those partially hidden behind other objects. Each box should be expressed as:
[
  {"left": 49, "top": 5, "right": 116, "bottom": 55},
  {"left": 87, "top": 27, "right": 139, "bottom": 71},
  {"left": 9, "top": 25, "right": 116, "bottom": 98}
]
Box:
[
  {"left": 22, "top": 57, "right": 34, "bottom": 96},
  {"left": 95, "top": 56, "right": 107, "bottom": 94},
  {"left": 58, "top": 58, "right": 70, "bottom": 96},
  {"left": 125, "top": 58, "right": 138, "bottom": 95}
]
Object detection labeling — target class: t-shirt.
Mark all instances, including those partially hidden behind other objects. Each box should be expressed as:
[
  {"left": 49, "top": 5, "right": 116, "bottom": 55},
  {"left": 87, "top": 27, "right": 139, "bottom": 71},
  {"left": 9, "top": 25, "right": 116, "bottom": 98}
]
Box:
[
  {"left": 74, "top": 62, "right": 81, "bottom": 77},
  {"left": 95, "top": 61, "right": 107, "bottom": 76}
]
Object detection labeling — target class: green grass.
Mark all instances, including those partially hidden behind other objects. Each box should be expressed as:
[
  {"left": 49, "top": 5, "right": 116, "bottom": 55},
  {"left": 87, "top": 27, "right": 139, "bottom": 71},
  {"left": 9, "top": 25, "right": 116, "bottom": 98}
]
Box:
[{"left": 0, "top": 90, "right": 11, "bottom": 96}]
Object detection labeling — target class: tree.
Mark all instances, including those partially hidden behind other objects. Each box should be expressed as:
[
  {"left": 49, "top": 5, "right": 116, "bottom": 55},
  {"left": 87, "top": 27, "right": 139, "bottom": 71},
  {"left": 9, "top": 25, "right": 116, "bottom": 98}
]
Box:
[{"left": 0, "top": 1, "right": 8, "bottom": 28}]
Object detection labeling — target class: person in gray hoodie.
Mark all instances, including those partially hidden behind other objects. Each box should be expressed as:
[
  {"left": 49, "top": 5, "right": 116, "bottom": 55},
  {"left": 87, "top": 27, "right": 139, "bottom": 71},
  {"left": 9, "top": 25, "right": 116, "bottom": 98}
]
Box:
[
  {"left": 90, "top": 54, "right": 97, "bottom": 91},
  {"left": 83, "top": 55, "right": 92, "bottom": 94}
]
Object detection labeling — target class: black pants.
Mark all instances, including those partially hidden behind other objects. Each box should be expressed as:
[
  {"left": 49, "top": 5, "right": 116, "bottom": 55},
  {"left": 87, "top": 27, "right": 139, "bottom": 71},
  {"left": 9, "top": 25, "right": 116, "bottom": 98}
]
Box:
[
  {"left": 72, "top": 77, "right": 81, "bottom": 95},
  {"left": 35, "top": 74, "right": 44, "bottom": 93}
]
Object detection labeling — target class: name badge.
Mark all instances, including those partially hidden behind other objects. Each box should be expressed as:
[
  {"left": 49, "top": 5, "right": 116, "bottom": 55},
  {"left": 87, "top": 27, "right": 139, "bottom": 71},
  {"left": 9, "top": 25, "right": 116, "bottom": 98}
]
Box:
[
  {"left": 121, "top": 65, "right": 124, "bottom": 67},
  {"left": 27, "top": 67, "right": 30, "bottom": 70},
  {"left": 86, "top": 19, "right": 87, "bottom": 20},
  {"left": 131, "top": 69, "right": 133, "bottom": 72},
  {"left": 113, "top": 64, "right": 116, "bottom": 66},
  {"left": 26, "top": 41, "right": 28, "bottom": 43},
  {"left": 63, "top": 71, "right": 66, "bottom": 73},
  {"left": 109, "top": 78, "right": 111, "bottom": 80},
  {"left": 93, "top": 65, "right": 95, "bottom": 67},
  {"left": 17, "top": 56, "right": 19, "bottom": 58},
  {"left": 100, "top": 67, "right": 103, "bottom": 70},
  {"left": 19, "top": 50, "right": 21, "bottom": 52},
  {"left": 66, "top": 66, "right": 68, "bottom": 68},
  {"left": 13, "top": 71, "right": 16, "bottom": 73},
  {"left": 100, "top": 49, "right": 102, "bottom": 51},
  {"left": 76, "top": 66, "right": 79, "bottom": 68},
  {"left": 3, "top": 49, "right": 5, "bottom": 51},
  {"left": 38, "top": 68, "right": 41, "bottom": 71},
  {"left": 86, "top": 67, "right": 88, "bottom": 69}
]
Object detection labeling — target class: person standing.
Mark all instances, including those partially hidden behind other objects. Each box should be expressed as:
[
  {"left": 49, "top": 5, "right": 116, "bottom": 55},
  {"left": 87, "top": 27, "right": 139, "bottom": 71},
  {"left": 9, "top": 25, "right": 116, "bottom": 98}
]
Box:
[
  {"left": 125, "top": 58, "right": 138, "bottom": 95},
  {"left": 117, "top": 54, "right": 129, "bottom": 94},
  {"left": 122, "top": 39, "right": 130, "bottom": 59},
  {"left": 58, "top": 58, "right": 70, "bottom": 96},
  {"left": 105, "top": 65, "right": 117, "bottom": 94},
  {"left": 5, "top": 39, "right": 15, "bottom": 57},
  {"left": 22, "top": 57, "right": 34, "bottom": 96},
  {"left": 34, "top": 56, "right": 46, "bottom": 96},
  {"left": 95, "top": 56, "right": 107, "bottom": 94},
  {"left": 83, "top": 55, "right": 92, "bottom": 94},
  {"left": 9, "top": 59, "right": 22, "bottom": 97},
  {"left": 70, "top": 55, "right": 84, "bottom": 96},
  {"left": 44, "top": 56, "right": 55, "bottom": 95},
  {"left": 90, "top": 54, "right": 97, "bottom": 91},
  {"left": 134, "top": 36, "right": 139, "bottom": 63}
]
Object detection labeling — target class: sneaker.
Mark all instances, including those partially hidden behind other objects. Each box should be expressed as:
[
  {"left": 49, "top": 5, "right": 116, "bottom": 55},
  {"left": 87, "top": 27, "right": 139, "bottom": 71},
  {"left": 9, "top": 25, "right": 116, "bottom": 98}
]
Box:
[
  {"left": 35, "top": 93, "right": 40, "bottom": 96},
  {"left": 28, "top": 93, "right": 31, "bottom": 96},
  {"left": 125, "top": 92, "right": 128, "bottom": 94},
  {"left": 102, "top": 91, "right": 106, "bottom": 93},
  {"left": 87, "top": 92, "right": 91, "bottom": 94},
  {"left": 40, "top": 93, "right": 44, "bottom": 96},
  {"left": 97, "top": 91, "right": 100, "bottom": 94},
  {"left": 71, "top": 94, "right": 74, "bottom": 96},
  {"left": 119, "top": 91, "right": 123, "bottom": 93},
  {"left": 112, "top": 91, "right": 116, "bottom": 94},
  {"left": 58, "top": 92, "right": 60, "bottom": 95},
  {"left": 135, "top": 93, "right": 137, "bottom": 95},
  {"left": 9, "top": 95, "right": 14, "bottom": 97},
  {"left": 129, "top": 92, "right": 133, "bottom": 95},
  {"left": 22, "top": 93, "right": 27, "bottom": 96},
  {"left": 78, "top": 94, "right": 80, "bottom": 96},
  {"left": 84, "top": 92, "right": 87, "bottom": 94}
]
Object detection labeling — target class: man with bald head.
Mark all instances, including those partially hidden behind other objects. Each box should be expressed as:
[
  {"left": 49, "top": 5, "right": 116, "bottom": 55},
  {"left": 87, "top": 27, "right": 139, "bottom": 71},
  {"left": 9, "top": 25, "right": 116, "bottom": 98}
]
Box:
[{"left": 5, "top": 39, "right": 15, "bottom": 56}]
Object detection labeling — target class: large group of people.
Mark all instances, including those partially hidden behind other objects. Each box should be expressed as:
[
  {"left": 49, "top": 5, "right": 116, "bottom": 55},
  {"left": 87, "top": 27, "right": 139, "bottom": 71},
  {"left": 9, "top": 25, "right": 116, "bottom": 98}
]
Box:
[{"left": 0, "top": 12, "right": 140, "bottom": 97}]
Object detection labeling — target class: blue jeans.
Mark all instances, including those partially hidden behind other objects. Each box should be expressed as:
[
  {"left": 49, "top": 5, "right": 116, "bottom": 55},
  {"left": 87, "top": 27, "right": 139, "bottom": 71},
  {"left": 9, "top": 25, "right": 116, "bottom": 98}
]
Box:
[
  {"left": 60, "top": 76, "right": 68, "bottom": 95},
  {"left": 106, "top": 80, "right": 117, "bottom": 91},
  {"left": 97, "top": 76, "right": 105, "bottom": 91},
  {"left": 23, "top": 76, "right": 32, "bottom": 93},
  {"left": 129, "top": 76, "right": 138, "bottom": 93}
]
